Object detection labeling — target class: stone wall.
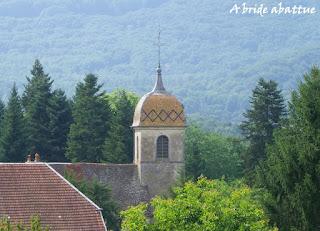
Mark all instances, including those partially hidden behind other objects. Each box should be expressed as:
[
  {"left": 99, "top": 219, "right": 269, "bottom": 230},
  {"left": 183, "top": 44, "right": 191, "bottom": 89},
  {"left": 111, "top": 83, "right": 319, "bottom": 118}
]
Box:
[
  {"left": 134, "top": 127, "right": 185, "bottom": 197},
  {"left": 50, "top": 163, "right": 150, "bottom": 209}
]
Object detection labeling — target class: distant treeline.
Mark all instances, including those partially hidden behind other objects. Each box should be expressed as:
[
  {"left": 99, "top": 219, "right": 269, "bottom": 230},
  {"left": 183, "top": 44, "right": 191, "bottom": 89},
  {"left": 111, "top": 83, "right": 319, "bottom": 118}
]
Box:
[{"left": 1, "top": 0, "right": 319, "bottom": 124}]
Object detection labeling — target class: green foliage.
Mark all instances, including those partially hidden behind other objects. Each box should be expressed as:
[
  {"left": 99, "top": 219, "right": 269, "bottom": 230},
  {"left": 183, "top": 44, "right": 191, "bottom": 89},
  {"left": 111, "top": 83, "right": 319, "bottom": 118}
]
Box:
[
  {"left": 121, "top": 177, "right": 277, "bottom": 231},
  {"left": 22, "top": 60, "right": 54, "bottom": 160},
  {"left": 256, "top": 67, "right": 320, "bottom": 231},
  {"left": 64, "top": 169, "right": 120, "bottom": 231},
  {"left": 0, "top": 61, "right": 137, "bottom": 163},
  {"left": 47, "top": 89, "right": 72, "bottom": 161},
  {"left": 0, "top": 100, "right": 5, "bottom": 135},
  {"left": 240, "top": 78, "right": 286, "bottom": 183},
  {"left": 0, "top": 84, "right": 26, "bottom": 162},
  {"left": 185, "top": 124, "right": 245, "bottom": 180},
  {"left": 21, "top": 59, "right": 71, "bottom": 161},
  {"left": 103, "top": 89, "right": 138, "bottom": 163},
  {"left": 120, "top": 204, "right": 148, "bottom": 231},
  {"left": 66, "top": 74, "right": 111, "bottom": 162},
  {"left": 0, "top": 216, "right": 49, "bottom": 231}
]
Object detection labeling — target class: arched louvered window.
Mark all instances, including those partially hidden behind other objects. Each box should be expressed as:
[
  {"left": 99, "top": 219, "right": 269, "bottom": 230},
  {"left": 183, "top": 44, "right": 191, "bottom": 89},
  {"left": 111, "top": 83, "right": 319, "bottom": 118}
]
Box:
[{"left": 156, "top": 135, "right": 169, "bottom": 159}]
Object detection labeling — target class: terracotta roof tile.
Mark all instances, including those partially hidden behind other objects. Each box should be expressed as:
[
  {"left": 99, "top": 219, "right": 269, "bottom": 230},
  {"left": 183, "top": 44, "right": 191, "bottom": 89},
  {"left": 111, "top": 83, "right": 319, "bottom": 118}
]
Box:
[{"left": 0, "top": 163, "right": 106, "bottom": 231}]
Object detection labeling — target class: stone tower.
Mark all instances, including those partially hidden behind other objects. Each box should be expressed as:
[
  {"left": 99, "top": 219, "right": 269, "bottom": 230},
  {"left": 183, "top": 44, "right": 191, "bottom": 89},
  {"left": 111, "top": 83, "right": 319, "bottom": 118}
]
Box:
[{"left": 132, "top": 65, "right": 185, "bottom": 197}]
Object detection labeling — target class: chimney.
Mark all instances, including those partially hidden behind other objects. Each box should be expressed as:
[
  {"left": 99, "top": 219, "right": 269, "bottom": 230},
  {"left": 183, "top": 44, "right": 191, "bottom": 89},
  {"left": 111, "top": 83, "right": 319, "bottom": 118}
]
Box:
[
  {"left": 34, "top": 153, "right": 41, "bottom": 162},
  {"left": 26, "top": 154, "right": 32, "bottom": 163}
]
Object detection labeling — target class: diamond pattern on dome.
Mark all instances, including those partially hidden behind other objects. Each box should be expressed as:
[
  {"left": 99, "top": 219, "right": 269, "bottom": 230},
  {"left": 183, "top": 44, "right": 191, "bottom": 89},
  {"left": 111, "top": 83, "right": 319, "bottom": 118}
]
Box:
[
  {"left": 141, "top": 109, "right": 184, "bottom": 123},
  {"left": 168, "top": 110, "right": 179, "bottom": 120},
  {"left": 148, "top": 110, "right": 158, "bottom": 121},
  {"left": 159, "top": 110, "right": 168, "bottom": 121},
  {"left": 141, "top": 111, "right": 148, "bottom": 121},
  {"left": 132, "top": 92, "right": 185, "bottom": 127}
]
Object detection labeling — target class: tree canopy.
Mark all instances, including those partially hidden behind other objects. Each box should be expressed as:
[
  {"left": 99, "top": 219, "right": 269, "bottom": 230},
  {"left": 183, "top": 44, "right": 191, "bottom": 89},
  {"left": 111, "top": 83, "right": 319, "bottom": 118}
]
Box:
[
  {"left": 240, "top": 78, "right": 286, "bottom": 183},
  {"left": 103, "top": 89, "right": 138, "bottom": 163},
  {"left": 185, "top": 124, "right": 245, "bottom": 180},
  {"left": 0, "top": 216, "right": 49, "bottom": 231},
  {"left": 0, "top": 84, "right": 26, "bottom": 162},
  {"left": 22, "top": 59, "right": 54, "bottom": 160},
  {"left": 66, "top": 74, "right": 111, "bottom": 162},
  {"left": 256, "top": 67, "right": 320, "bottom": 231},
  {"left": 121, "top": 177, "right": 278, "bottom": 231}
]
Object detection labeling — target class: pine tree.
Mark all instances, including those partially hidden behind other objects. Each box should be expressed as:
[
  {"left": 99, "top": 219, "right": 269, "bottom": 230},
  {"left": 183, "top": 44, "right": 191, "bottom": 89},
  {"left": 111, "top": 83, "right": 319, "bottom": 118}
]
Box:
[
  {"left": 240, "top": 78, "right": 286, "bottom": 180},
  {"left": 47, "top": 89, "right": 72, "bottom": 162},
  {"left": 22, "top": 59, "right": 53, "bottom": 160},
  {"left": 257, "top": 67, "right": 320, "bottom": 230},
  {"left": 0, "top": 100, "right": 5, "bottom": 123},
  {"left": 0, "top": 100, "right": 6, "bottom": 138},
  {"left": 0, "top": 84, "right": 26, "bottom": 162},
  {"left": 103, "top": 90, "right": 138, "bottom": 163},
  {"left": 66, "top": 74, "right": 111, "bottom": 162}
]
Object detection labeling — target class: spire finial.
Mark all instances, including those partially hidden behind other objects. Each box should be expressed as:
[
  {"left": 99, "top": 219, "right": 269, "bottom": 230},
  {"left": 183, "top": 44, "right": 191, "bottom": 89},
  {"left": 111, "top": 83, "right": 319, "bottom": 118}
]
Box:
[
  {"left": 157, "top": 25, "right": 161, "bottom": 68},
  {"left": 152, "top": 26, "right": 167, "bottom": 93}
]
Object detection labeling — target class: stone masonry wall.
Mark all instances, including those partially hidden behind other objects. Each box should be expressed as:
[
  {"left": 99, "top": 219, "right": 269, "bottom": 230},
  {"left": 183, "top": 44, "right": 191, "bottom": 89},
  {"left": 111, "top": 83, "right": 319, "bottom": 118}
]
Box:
[{"left": 50, "top": 163, "right": 150, "bottom": 209}]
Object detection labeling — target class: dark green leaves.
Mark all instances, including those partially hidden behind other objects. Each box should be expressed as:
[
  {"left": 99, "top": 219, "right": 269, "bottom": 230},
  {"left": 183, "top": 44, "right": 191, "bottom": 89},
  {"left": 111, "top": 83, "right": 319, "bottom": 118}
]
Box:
[
  {"left": 185, "top": 124, "right": 245, "bottom": 180},
  {"left": 121, "top": 178, "right": 277, "bottom": 231},
  {"left": 103, "top": 89, "right": 138, "bottom": 163}
]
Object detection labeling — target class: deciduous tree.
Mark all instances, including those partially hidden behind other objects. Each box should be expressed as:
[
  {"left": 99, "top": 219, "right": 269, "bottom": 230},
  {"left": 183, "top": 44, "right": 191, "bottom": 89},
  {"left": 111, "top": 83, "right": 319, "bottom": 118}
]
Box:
[
  {"left": 121, "top": 177, "right": 277, "bottom": 231},
  {"left": 185, "top": 125, "right": 245, "bottom": 180},
  {"left": 103, "top": 89, "right": 138, "bottom": 163}
]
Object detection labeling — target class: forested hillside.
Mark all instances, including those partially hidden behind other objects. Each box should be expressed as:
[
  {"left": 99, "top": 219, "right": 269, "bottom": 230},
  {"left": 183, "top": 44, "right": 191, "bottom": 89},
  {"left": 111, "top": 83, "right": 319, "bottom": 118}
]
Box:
[{"left": 0, "top": 0, "right": 319, "bottom": 122}]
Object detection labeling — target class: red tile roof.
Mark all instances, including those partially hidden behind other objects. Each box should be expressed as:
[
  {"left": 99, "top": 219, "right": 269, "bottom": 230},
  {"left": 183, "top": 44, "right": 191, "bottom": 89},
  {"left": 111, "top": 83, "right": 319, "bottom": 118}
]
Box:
[{"left": 0, "top": 163, "right": 106, "bottom": 231}]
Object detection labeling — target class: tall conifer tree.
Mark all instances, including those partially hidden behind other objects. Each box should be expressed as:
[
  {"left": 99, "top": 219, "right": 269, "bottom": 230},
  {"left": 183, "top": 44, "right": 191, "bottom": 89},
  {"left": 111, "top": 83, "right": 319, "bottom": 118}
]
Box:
[
  {"left": 66, "top": 74, "right": 111, "bottom": 162},
  {"left": 47, "top": 89, "right": 72, "bottom": 161},
  {"left": 240, "top": 78, "right": 286, "bottom": 180},
  {"left": 0, "top": 100, "right": 5, "bottom": 123},
  {"left": 257, "top": 67, "right": 320, "bottom": 230},
  {"left": 0, "top": 100, "right": 6, "bottom": 138},
  {"left": 103, "top": 90, "right": 138, "bottom": 163},
  {"left": 0, "top": 84, "right": 26, "bottom": 162},
  {"left": 22, "top": 59, "right": 53, "bottom": 160}
]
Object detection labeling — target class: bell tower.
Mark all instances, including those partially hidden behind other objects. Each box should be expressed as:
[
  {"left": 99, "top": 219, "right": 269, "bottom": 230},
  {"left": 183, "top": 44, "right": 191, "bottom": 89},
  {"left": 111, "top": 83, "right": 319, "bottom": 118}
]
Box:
[{"left": 132, "top": 65, "right": 185, "bottom": 197}]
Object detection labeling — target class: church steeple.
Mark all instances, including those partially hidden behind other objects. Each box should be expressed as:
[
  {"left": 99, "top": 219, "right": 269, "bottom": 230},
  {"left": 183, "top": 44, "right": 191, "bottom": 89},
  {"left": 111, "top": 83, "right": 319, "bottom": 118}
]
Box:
[{"left": 152, "top": 64, "right": 166, "bottom": 93}]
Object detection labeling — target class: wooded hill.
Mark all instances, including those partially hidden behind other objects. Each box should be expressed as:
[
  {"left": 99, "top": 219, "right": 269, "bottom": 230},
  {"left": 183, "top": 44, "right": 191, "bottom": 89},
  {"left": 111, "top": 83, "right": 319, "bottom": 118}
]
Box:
[{"left": 0, "top": 0, "right": 319, "bottom": 123}]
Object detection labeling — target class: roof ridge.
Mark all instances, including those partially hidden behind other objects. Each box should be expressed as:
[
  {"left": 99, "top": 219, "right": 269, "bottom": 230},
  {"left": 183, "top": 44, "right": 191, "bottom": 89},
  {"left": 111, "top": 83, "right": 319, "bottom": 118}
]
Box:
[{"left": 45, "top": 163, "right": 103, "bottom": 211}]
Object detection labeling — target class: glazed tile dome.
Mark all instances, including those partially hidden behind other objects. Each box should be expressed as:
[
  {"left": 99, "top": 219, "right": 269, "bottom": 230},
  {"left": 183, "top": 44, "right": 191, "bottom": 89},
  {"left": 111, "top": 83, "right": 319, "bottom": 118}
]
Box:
[{"left": 132, "top": 67, "right": 185, "bottom": 127}]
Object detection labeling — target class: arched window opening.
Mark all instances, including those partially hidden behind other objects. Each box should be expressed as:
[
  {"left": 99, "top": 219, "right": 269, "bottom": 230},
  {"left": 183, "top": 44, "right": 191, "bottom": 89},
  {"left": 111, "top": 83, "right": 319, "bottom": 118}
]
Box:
[{"left": 156, "top": 135, "right": 169, "bottom": 159}]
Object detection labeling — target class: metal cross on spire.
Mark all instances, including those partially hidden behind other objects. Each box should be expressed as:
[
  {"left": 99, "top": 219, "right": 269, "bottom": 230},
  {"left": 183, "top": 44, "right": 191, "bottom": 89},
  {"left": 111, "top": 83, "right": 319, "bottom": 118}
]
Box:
[
  {"left": 156, "top": 25, "right": 165, "bottom": 68},
  {"left": 152, "top": 25, "right": 167, "bottom": 93}
]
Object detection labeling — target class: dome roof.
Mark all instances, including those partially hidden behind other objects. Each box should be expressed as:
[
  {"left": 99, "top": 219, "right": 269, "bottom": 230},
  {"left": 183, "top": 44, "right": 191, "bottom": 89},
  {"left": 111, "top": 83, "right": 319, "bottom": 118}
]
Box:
[{"left": 132, "top": 67, "right": 185, "bottom": 127}]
